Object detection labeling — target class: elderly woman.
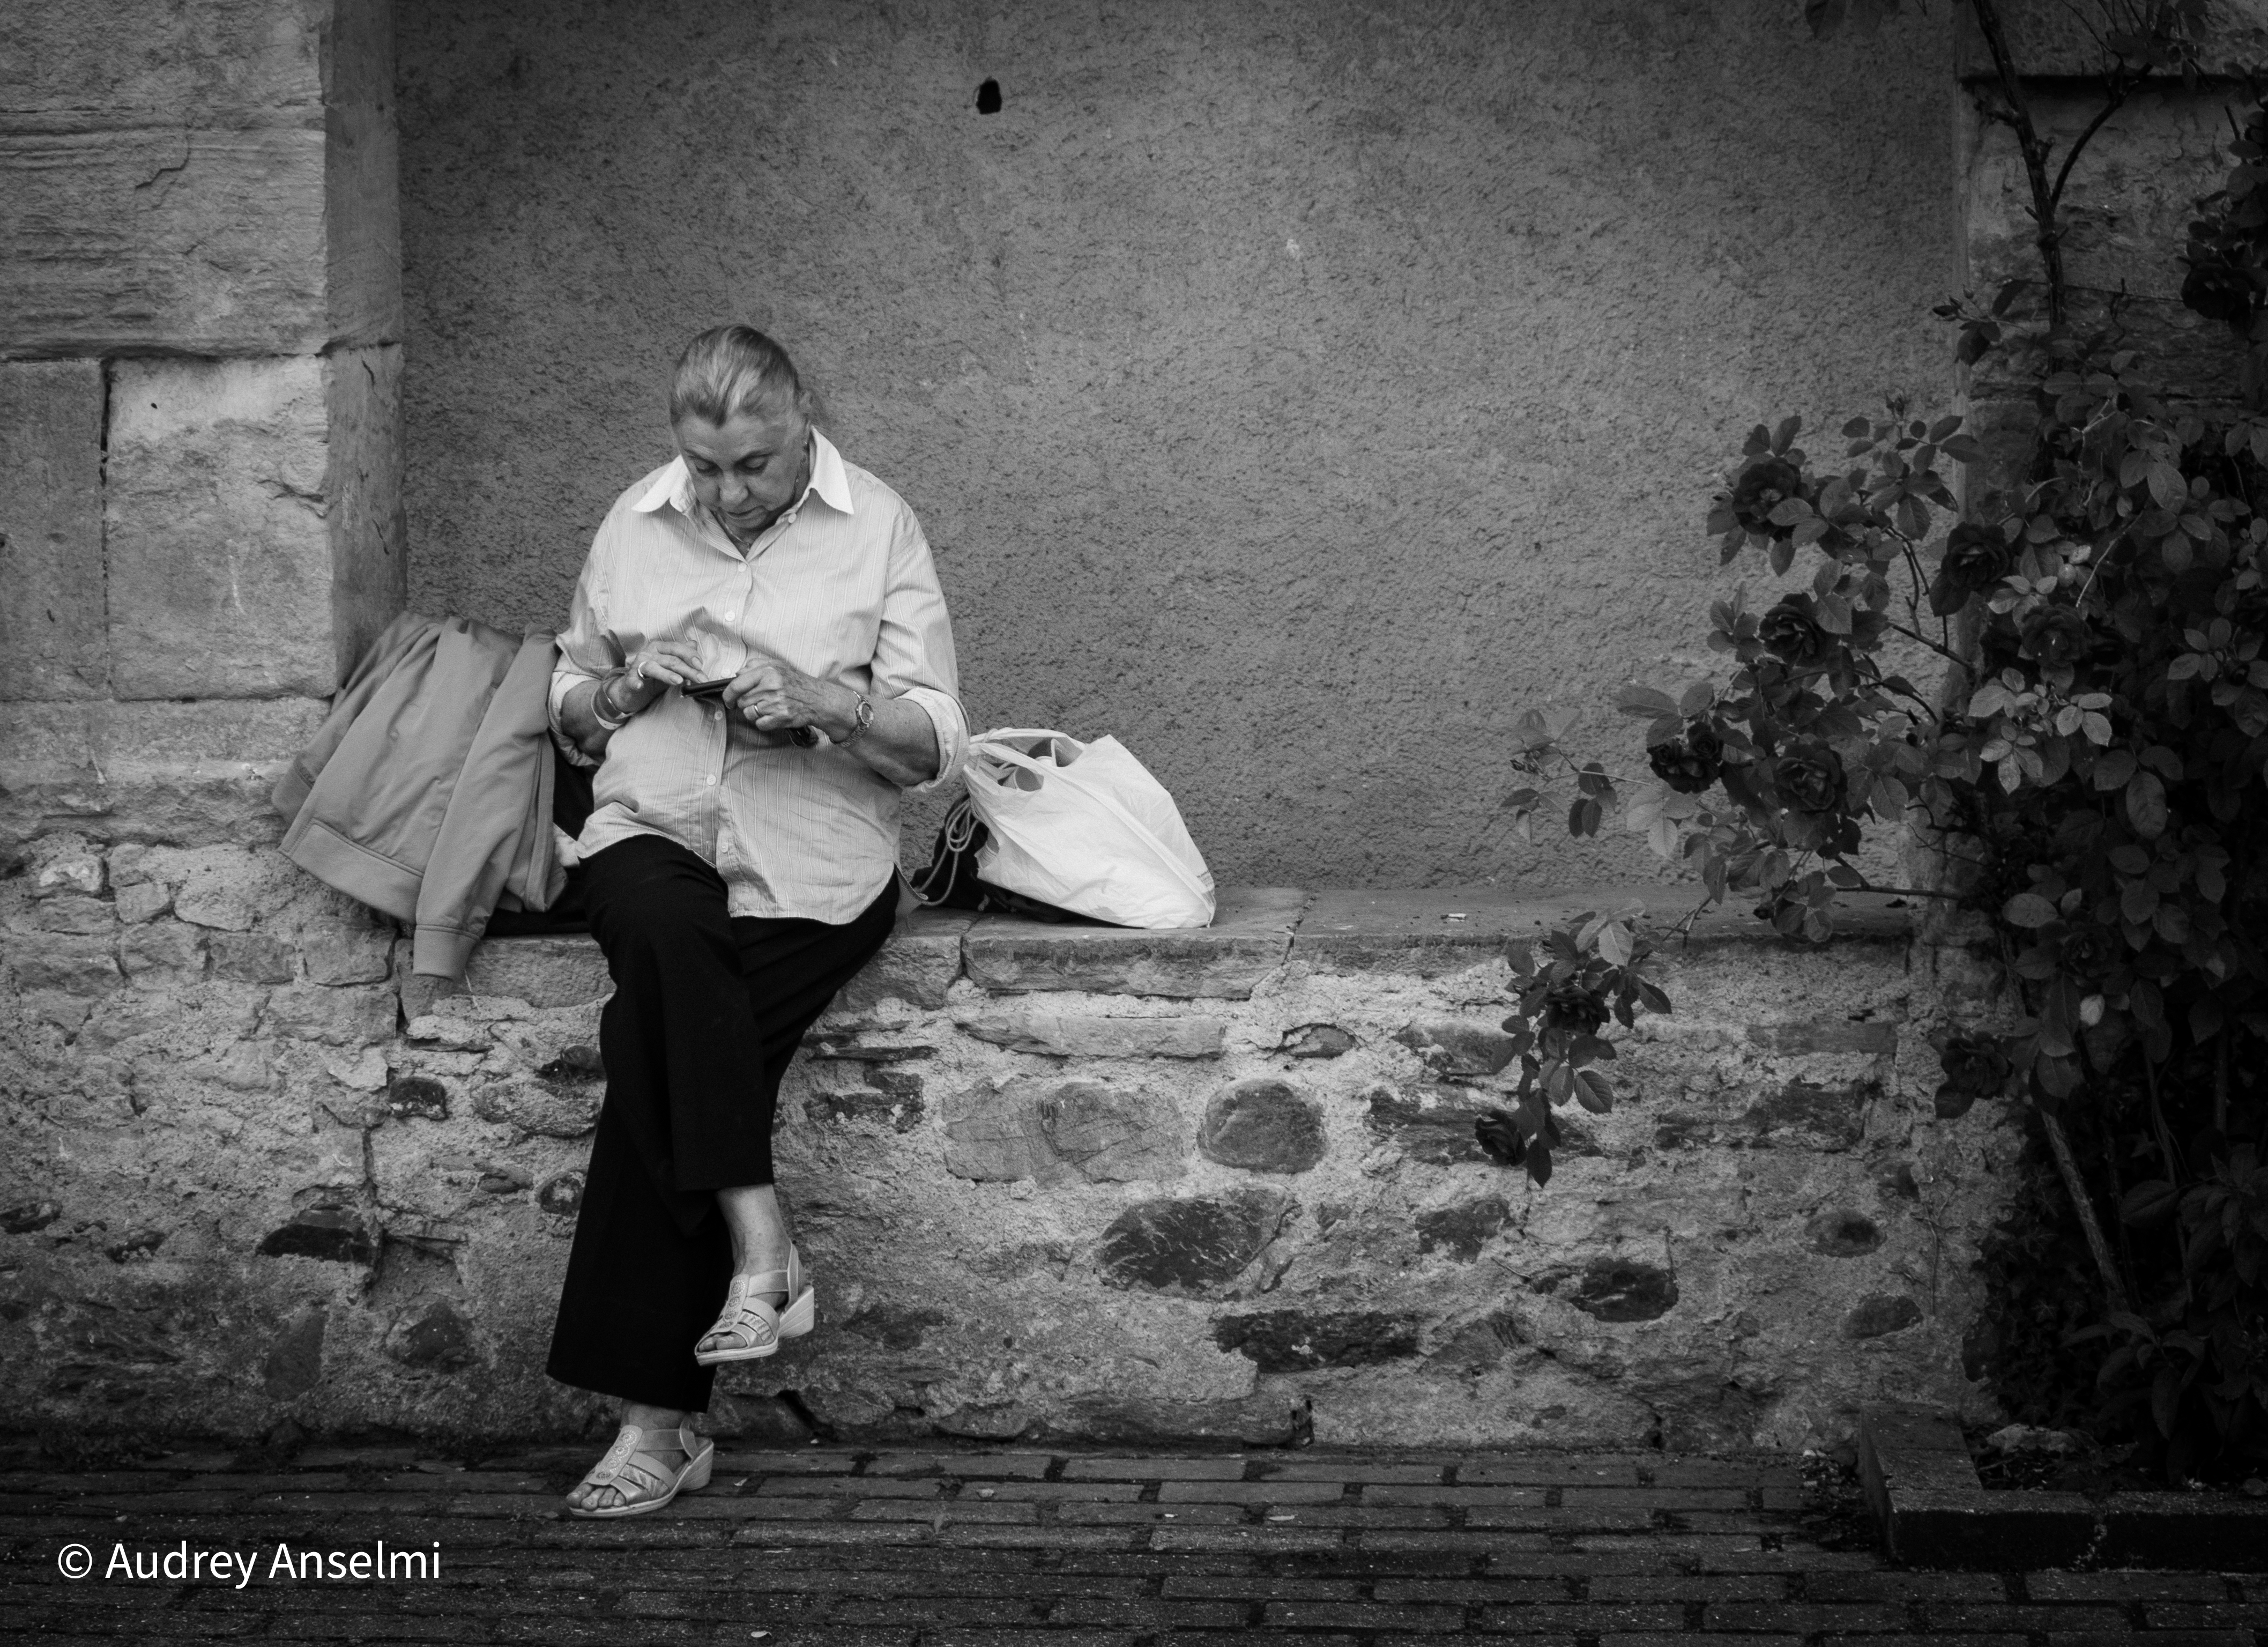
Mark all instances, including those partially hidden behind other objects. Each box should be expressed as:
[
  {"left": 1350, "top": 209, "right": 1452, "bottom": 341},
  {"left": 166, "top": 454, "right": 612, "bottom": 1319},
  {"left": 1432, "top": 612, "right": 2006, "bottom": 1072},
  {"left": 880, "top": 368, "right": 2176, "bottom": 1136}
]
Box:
[{"left": 545, "top": 325, "right": 965, "bottom": 1516}]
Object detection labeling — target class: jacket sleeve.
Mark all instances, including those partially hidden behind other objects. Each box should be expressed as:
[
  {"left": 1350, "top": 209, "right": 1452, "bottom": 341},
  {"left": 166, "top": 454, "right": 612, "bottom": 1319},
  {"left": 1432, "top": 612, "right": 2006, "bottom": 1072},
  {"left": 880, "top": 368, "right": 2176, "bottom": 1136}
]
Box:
[
  {"left": 412, "top": 633, "right": 562, "bottom": 978},
  {"left": 271, "top": 612, "right": 440, "bottom": 824}
]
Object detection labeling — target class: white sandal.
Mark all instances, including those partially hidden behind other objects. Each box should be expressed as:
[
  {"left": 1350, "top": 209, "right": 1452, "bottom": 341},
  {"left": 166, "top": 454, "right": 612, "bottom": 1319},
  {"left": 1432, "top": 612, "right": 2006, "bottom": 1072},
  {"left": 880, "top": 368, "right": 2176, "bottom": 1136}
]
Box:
[
  {"left": 693, "top": 1246, "right": 816, "bottom": 1365},
  {"left": 566, "top": 1422, "right": 713, "bottom": 1519}
]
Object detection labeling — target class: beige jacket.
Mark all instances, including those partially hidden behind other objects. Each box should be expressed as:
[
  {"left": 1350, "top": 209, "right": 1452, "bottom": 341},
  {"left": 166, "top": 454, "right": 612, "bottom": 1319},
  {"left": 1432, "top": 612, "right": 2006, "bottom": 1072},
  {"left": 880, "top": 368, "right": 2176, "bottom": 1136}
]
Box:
[{"left": 273, "top": 613, "right": 563, "bottom": 979}]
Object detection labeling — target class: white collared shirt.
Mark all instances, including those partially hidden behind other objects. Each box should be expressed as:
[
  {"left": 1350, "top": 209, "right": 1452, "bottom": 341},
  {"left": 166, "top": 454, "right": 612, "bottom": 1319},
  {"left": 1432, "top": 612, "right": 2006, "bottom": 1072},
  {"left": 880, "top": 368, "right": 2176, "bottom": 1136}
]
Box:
[{"left": 549, "top": 428, "right": 969, "bottom": 923}]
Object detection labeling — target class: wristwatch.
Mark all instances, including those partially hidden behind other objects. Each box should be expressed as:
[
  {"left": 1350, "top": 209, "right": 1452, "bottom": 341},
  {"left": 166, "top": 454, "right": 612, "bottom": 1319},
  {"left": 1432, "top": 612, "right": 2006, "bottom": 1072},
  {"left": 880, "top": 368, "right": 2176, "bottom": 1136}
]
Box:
[{"left": 835, "top": 694, "right": 874, "bottom": 746}]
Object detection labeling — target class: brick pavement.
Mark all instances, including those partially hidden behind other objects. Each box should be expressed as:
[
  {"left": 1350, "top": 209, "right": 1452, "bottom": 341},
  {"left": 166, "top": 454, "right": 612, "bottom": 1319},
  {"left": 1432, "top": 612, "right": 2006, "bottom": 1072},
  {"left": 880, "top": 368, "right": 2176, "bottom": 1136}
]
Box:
[{"left": 1, "top": 1442, "right": 2261, "bottom": 1646}]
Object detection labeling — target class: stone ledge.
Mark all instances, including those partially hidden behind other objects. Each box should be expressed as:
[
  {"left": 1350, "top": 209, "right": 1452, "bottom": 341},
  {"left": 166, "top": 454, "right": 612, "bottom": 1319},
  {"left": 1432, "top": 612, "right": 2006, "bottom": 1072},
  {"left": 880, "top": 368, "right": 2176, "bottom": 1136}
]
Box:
[
  {"left": 1858, "top": 1406, "right": 2268, "bottom": 1570},
  {"left": 457, "top": 885, "right": 1914, "bottom": 1007}
]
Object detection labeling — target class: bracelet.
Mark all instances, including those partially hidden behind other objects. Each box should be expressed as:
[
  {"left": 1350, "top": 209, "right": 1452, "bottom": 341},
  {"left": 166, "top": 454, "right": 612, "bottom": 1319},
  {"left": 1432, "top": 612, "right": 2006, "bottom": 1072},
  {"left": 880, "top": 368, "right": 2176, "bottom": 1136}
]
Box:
[
  {"left": 834, "top": 693, "right": 875, "bottom": 746},
  {"left": 590, "top": 671, "right": 633, "bottom": 732}
]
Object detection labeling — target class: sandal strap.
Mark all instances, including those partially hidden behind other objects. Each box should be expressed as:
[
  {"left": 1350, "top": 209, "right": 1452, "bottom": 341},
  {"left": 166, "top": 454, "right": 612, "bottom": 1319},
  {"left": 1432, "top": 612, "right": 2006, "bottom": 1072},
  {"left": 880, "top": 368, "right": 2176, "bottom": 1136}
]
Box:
[{"left": 580, "top": 1424, "right": 696, "bottom": 1497}]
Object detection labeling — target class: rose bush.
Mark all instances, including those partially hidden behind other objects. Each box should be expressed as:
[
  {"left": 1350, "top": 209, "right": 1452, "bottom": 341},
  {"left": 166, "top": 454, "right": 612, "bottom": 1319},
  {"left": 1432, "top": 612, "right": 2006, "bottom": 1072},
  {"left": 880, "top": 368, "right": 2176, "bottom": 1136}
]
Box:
[{"left": 1497, "top": 87, "right": 2268, "bottom": 1475}]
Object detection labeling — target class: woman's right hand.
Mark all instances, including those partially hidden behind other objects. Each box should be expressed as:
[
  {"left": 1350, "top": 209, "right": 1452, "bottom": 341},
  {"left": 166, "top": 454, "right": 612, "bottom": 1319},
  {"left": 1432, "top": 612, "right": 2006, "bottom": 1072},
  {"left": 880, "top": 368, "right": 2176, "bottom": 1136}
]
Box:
[{"left": 605, "top": 640, "right": 706, "bottom": 718}]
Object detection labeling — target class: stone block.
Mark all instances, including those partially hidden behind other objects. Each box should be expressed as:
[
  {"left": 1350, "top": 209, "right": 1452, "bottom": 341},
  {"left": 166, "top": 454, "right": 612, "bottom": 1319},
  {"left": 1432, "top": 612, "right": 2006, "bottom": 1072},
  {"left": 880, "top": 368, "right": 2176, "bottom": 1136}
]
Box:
[
  {"left": 1533, "top": 1257, "right": 1680, "bottom": 1323},
  {"left": 1196, "top": 1079, "right": 1327, "bottom": 1174},
  {"left": 1806, "top": 1208, "right": 1886, "bottom": 1257},
  {"left": 324, "top": 344, "right": 408, "bottom": 681},
  {"left": 0, "top": 125, "right": 328, "bottom": 357},
  {"left": 1414, "top": 1195, "right": 1512, "bottom": 1262},
  {"left": 0, "top": 697, "right": 331, "bottom": 853},
  {"left": 1846, "top": 1294, "right": 1924, "bottom": 1339},
  {"left": 460, "top": 936, "right": 610, "bottom": 1007},
  {"left": 261, "top": 1306, "right": 326, "bottom": 1398},
  {"left": 106, "top": 357, "right": 334, "bottom": 698},
  {"left": 210, "top": 932, "right": 295, "bottom": 984},
  {"left": 115, "top": 921, "right": 207, "bottom": 980},
  {"left": 1278, "top": 1021, "right": 1357, "bottom": 1058},
  {"left": 257, "top": 1206, "right": 377, "bottom": 1265},
  {"left": 6, "top": 893, "right": 114, "bottom": 935},
  {"left": 1212, "top": 1309, "right": 1423, "bottom": 1372},
  {"left": 6, "top": 932, "right": 120, "bottom": 996},
  {"left": 834, "top": 907, "right": 969, "bottom": 1010},
  {"left": 470, "top": 1078, "right": 600, "bottom": 1139},
  {"left": 1363, "top": 1084, "right": 1501, "bottom": 1166},
  {"left": 260, "top": 982, "right": 395, "bottom": 1045},
  {"left": 298, "top": 922, "right": 395, "bottom": 985},
  {"left": 961, "top": 887, "right": 1304, "bottom": 998},
  {"left": 0, "top": 0, "right": 400, "bottom": 357},
  {"left": 1096, "top": 1186, "right": 1295, "bottom": 1294},
  {"left": 955, "top": 1007, "right": 1225, "bottom": 1059},
  {"left": 1745, "top": 1019, "right": 1898, "bottom": 1056},
  {"left": 384, "top": 1300, "right": 479, "bottom": 1370},
  {"left": 1394, "top": 1016, "right": 1519, "bottom": 1075},
  {"left": 942, "top": 1075, "right": 1185, "bottom": 1183},
  {"left": 0, "top": 361, "right": 106, "bottom": 696}
]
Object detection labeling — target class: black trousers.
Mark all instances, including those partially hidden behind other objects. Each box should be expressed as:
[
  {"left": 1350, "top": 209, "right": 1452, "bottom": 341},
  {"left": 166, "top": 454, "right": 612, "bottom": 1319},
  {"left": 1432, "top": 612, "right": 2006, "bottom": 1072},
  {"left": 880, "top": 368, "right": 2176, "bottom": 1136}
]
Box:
[{"left": 545, "top": 833, "right": 896, "bottom": 1411}]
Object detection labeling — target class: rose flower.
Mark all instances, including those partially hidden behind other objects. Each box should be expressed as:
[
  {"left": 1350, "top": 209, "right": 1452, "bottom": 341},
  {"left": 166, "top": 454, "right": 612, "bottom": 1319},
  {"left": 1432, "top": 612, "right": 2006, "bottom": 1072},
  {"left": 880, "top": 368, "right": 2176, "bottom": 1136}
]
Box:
[{"left": 1728, "top": 457, "right": 1805, "bottom": 536}]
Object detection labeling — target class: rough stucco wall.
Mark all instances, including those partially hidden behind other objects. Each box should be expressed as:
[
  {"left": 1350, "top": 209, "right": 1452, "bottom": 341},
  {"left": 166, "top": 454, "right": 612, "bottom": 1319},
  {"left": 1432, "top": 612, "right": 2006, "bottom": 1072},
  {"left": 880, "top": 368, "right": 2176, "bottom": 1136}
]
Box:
[{"left": 397, "top": 0, "right": 1954, "bottom": 888}]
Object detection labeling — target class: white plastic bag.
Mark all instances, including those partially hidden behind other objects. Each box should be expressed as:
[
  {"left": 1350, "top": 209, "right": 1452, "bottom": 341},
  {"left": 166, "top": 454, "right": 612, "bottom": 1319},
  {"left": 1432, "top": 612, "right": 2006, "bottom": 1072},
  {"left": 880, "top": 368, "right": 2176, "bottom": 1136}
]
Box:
[{"left": 961, "top": 729, "right": 1216, "bottom": 929}]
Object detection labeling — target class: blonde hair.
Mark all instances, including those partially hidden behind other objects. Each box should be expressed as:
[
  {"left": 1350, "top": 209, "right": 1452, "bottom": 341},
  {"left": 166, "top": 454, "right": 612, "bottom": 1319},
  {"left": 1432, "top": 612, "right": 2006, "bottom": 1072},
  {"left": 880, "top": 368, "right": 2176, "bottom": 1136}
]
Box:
[{"left": 669, "top": 325, "right": 812, "bottom": 427}]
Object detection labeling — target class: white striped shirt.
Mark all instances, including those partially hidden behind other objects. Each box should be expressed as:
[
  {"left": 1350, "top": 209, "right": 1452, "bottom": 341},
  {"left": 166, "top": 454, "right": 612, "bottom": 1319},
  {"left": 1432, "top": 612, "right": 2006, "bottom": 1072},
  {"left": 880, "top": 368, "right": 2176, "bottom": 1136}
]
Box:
[{"left": 549, "top": 429, "right": 968, "bottom": 923}]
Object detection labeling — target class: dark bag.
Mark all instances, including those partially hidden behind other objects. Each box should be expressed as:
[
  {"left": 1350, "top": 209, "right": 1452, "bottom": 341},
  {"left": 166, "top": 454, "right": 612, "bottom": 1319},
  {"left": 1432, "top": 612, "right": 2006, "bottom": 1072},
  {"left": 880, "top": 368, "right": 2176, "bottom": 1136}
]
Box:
[{"left": 909, "top": 798, "right": 1088, "bottom": 923}]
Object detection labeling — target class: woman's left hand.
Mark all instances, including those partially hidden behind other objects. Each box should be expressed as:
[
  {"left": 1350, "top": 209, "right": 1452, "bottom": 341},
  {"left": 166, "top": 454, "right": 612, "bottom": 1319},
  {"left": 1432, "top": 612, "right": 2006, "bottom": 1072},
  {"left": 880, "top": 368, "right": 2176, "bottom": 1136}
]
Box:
[{"left": 723, "top": 659, "right": 858, "bottom": 741}]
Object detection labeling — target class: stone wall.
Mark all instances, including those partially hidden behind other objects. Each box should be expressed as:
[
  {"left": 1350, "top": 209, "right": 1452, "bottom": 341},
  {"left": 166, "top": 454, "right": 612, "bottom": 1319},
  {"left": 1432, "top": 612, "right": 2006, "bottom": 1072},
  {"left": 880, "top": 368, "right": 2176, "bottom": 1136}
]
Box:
[
  {"left": 0, "top": 0, "right": 405, "bottom": 858},
  {"left": 0, "top": 865, "right": 2016, "bottom": 1452}
]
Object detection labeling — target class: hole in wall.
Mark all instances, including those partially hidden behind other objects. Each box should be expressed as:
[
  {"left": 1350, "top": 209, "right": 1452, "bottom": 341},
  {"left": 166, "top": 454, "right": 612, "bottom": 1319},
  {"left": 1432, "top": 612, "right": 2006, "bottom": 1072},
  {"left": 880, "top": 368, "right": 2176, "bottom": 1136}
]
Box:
[{"left": 976, "top": 78, "right": 1001, "bottom": 114}]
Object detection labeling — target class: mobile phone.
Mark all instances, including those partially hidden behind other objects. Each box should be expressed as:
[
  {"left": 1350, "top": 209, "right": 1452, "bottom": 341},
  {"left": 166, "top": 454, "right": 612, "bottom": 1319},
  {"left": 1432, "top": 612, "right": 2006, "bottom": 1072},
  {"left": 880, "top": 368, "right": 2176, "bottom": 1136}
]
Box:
[{"left": 681, "top": 677, "right": 734, "bottom": 700}]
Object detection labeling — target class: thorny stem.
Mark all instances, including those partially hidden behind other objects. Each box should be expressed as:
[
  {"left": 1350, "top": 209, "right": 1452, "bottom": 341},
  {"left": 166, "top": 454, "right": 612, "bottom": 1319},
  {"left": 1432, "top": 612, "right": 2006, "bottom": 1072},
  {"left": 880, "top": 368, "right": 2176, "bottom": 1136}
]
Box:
[
  {"left": 1967, "top": 0, "right": 2070, "bottom": 327},
  {"left": 2041, "top": 1105, "right": 2133, "bottom": 1312},
  {"left": 1884, "top": 618, "right": 1971, "bottom": 665}
]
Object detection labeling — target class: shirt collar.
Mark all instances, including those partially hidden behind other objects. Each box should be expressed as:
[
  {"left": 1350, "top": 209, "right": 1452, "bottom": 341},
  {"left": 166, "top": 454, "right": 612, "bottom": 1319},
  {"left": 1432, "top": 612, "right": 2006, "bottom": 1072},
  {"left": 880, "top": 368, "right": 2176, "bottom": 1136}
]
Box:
[{"left": 632, "top": 428, "right": 856, "bottom": 521}]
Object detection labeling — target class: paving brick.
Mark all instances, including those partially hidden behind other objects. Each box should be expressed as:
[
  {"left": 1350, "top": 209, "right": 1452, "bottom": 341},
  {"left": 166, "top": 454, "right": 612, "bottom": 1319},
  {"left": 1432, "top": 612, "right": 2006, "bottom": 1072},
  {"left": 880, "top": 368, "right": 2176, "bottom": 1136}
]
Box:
[
  {"left": 1258, "top": 1461, "right": 1451, "bottom": 1484},
  {"left": 1461, "top": 1456, "right": 1648, "bottom": 1486},
  {"left": 982, "top": 1481, "right": 1143, "bottom": 1501},
  {"left": 2047, "top": 1635, "right": 2256, "bottom": 1647},
  {"left": 850, "top": 1499, "right": 1038, "bottom": 1523},
  {"left": 1063, "top": 1457, "right": 1246, "bottom": 1481},
  {"left": 1161, "top": 1576, "right": 1366, "bottom": 1601},
  {"left": 864, "top": 1452, "right": 1058, "bottom": 1478},
  {"left": 2141, "top": 1606, "right": 2268, "bottom": 1629},
  {"left": 1157, "top": 1481, "right": 1347, "bottom": 1504},
  {"left": 1926, "top": 1606, "right": 2135, "bottom": 1631},
  {"left": 1364, "top": 1485, "right": 1551, "bottom": 1507},
  {"left": 1374, "top": 1579, "right": 1576, "bottom": 1603},
  {"left": 763, "top": 1478, "right": 938, "bottom": 1498},
  {"left": 1364, "top": 1531, "right": 1560, "bottom": 1556},
  {"left": 1479, "top": 1603, "right": 1689, "bottom": 1634},
  {"left": 1468, "top": 1505, "right": 1655, "bottom": 1530},
  {"left": 1056, "top": 1502, "right": 1244, "bottom": 1525},
  {"left": 2028, "top": 1575, "right": 2234, "bottom": 1603},
  {"left": 1265, "top": 1601, "right": 1467, "bottom": 1632},
  {"left": 1268, "top": 1506, "right": 1453, "bottom": 1529},
  {"left": 936, "top": 1525, "right": 1148, "bottom": 1550},
  {"left": 1150, "top": 1526, "right": 1344, "bottom": 1553},
  {"left": 1050, "top": 1597, "right": 1253, "bottom": 1629},
  {"left": 1809, "top": 1572, "right": 2007, "bottom": 1602},
  {"left": 1563, "top": 1486, "right": 1754, "bottom": 1510},
  {"left": 1706, "top": 1603, "right": 1911, "bottom": 1631},
  {"left": 713, "top": 1450, "right": 863, "bottom": 1475},
  {"left": 1592, "top": 1576, "right": 1788, "bottom": 1601},
  {"left": 928, "top": 1633, "right": 1137, "bottom": 1647},
  {"left": 826, "top": 1596, "right": 1049, "bottom": 1626},
  {"left": 1822, "top": 1638, "right": 2032, "bottom": 1647},
  {"left": 726, "top": 1523, "right": 934, "bottom": 1547},
  {"left": 1650, "top": 1461, "right": 1802, "bottom": 1489},
  {"left": 1605, "top": 1637, "right": 1800, "bottom": 1647}
]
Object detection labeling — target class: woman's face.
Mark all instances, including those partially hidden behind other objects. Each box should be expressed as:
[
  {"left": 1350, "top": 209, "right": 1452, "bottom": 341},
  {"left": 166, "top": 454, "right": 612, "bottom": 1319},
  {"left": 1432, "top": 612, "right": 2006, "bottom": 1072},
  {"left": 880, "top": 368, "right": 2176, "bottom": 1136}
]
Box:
[{"left": 674, "top": 405, "right": 810, "bottom": 537}]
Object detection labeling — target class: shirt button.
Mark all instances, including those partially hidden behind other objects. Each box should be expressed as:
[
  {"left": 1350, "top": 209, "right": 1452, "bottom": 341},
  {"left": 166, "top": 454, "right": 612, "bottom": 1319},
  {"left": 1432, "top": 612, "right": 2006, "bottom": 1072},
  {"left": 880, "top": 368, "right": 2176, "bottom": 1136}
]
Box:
[
  {"left": 705, "top": 774, "right": 718, "bottom": 785},
  {"left": 724, "top": 611, "right": 738, "bottom": 622}
]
